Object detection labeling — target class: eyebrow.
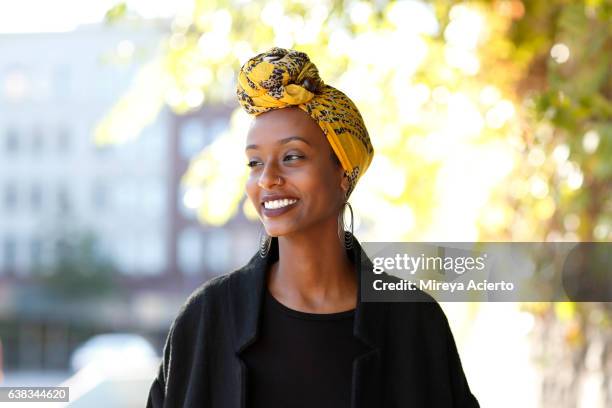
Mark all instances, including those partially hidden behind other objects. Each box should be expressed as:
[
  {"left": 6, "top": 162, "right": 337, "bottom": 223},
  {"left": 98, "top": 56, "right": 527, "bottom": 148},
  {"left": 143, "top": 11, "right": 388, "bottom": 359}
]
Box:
[{"left": 245, "top": 136, "right": 311, "bottom": 151}]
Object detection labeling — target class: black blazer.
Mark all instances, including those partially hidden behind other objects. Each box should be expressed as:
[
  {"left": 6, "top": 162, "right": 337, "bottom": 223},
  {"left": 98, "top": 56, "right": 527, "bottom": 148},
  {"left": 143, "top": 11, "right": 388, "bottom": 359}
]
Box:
[{"left": 147, "top": 233, "right": 479, "bottom": 408}]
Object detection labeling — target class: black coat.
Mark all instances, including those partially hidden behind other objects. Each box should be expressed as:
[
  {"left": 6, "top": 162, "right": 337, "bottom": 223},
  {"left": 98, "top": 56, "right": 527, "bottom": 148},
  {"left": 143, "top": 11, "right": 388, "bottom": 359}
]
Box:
[{"left": 147, "top": 233, "right": 480, "bottom": 408}]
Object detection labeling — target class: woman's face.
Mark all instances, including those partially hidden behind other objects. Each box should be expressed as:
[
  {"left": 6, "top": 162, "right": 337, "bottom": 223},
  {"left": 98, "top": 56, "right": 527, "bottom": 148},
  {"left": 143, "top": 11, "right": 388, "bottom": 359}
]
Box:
[{"left": 245, "top": 107, "right": 348, "bottom": 237}]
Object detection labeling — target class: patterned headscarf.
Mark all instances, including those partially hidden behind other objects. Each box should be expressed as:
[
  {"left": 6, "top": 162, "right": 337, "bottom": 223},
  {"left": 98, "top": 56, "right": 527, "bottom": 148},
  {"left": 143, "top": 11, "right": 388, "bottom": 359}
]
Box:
[{"left": 236, "top": 47, "right": 374, "bottom": 198}]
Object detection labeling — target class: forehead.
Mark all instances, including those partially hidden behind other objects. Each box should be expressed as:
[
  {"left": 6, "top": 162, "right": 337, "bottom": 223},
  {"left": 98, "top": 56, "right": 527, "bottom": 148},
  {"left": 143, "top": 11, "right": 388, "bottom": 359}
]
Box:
[{"left": 246, "top": 107, "right": 325, "bottom": 148}]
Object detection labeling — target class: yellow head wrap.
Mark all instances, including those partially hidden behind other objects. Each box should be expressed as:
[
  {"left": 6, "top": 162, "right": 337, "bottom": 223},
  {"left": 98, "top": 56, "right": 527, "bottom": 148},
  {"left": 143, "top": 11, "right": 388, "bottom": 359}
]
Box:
[{"left": 236, "top": 47, "right": 374, "bottom": 198}]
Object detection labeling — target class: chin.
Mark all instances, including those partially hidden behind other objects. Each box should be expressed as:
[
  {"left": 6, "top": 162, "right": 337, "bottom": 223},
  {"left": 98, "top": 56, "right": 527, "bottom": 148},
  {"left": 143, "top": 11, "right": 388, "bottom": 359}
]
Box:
[
  {"left": 262, "top": 226, "right": 289, "bottom": 238},
  {"left": 262, "top": 221, "right": 302, "bottom": 238}
]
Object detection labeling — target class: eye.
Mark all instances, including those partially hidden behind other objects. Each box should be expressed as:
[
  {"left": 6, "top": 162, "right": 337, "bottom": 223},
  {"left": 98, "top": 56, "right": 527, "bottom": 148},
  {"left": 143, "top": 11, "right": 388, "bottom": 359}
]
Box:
[
  {"left": 284, "top": 154, "right": 304, "bottom": 162},
  {"left": 247, "top": 154, "right": 303, "bottom": 168}
]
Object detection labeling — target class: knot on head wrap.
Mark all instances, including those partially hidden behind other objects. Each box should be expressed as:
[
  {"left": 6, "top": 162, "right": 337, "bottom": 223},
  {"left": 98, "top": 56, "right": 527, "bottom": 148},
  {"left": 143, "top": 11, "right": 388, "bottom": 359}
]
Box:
[{"left": 236, "top": 47, "right": 374, "bottom": 198}]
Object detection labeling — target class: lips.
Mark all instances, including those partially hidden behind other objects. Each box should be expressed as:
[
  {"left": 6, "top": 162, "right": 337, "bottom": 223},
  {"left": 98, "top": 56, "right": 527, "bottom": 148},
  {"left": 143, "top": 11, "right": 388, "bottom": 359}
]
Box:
[
  {"left": 260, "top": 194, "right": 299, "bottom": 205},
  {"left": 261, "top": 197, "right": 299, "bottom": 218}
]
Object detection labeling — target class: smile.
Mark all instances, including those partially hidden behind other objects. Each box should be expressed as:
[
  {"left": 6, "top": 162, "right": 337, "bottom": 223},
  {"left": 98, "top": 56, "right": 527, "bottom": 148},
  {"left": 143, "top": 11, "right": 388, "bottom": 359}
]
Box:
[
  {"left": 261, "top": 198, "right": 299, "bottom": 217},
  {"left": 263, "top": 198, "right": 298, "bottom": 209}
]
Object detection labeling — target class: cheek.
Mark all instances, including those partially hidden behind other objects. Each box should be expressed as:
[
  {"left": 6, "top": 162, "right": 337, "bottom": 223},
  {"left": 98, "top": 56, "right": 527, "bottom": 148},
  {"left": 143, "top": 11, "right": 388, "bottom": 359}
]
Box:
[
  {"left": 245, "top": 177, "right": 259, "bottom": 206},
  {"left": 299, "top": 168, "right": 342, "bottom": 207}
]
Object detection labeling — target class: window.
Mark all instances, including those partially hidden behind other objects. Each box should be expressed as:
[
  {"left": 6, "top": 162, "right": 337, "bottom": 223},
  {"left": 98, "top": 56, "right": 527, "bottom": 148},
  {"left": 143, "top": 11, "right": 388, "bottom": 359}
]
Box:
[
  {"left": 179, "top": 119, "right": 207, "bottom": 159},
  {"left": 57, "top": 127, "right": 71, "bottom": 152},
  {"left": 179, "top": 118, "right": 229, "bottom": 159},
  {"left": 31, "top": 127, "right": 43, "bottom": 153},
  {"left": 178, "top": 227, "right": 204, "bottom": 275},
  {"left": 114, "top": 181, "right": 137, "bottom": 212},
  {"left": 138, "top": 235, "right": 165, "bottom": 275},
  {"left": 203, "top": 229, "right": 230, "bottom": 272},
  {"left": 140, "top": 127, "right": 164, "bottom": 160},
  {"left": 3, "top": 184, "right": 17, "bottom": 211},
  {"left": 57, "top": 186, "right": 71, "bottom": 214},
  {"left": 207, "top": 118, "right": 228, "bottom": 142},
  {"left": 92, "top": 182, "right": 107, "bottom": 211},
  {"left": 141, "top": 180, "right": 164, "bottom": 217},
  {"left": 30, "top": 238, "right": 43, "bottom": 267},
  {"left": 116, "top": 236, "right": 137, "bottom": 273},
  {"left": 54, "top": 238, "right": 69, "bottom": 263},
  {"left": 30, "top": 184, "right": 42, "bottom": 210},
  {"left": 53, "top": 65, "right": 71, "bottom": 100},
  {"left": 4, "top": 128, "right": 18, "bottom": 152},
  {"left": 3, "top": 237, "right": 17, "bottom": 272}
]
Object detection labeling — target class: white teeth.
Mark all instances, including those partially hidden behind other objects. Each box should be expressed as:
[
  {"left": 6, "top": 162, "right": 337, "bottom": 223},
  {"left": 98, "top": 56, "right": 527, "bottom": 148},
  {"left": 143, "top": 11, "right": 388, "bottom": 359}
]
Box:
[{"left": 264, "top": 198, "right": 297, "bottom": 209}]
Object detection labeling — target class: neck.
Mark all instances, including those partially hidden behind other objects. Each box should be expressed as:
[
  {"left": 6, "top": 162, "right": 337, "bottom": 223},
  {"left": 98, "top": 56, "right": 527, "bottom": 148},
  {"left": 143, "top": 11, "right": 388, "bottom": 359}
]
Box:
[{"left": 267, "top": 223, "right": 357, "bottom": 313}]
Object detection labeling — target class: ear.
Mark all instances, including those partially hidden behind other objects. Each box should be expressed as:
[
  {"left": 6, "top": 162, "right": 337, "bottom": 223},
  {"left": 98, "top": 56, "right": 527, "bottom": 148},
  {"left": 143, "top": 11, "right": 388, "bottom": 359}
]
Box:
[{"left": 340, "top": 170, "right": 350, "bottom": 200}]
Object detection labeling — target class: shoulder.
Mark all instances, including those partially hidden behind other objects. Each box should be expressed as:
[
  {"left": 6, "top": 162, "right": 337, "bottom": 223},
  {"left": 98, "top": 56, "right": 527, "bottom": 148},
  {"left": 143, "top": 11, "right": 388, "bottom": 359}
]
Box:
[
  {"left": 181, "top": 274, "right": 229, "bottom": 312},
  {"left": 169, "top": 272, "right": 233, "bottom": 334},
  {"left": 377, "top": 271, "right": 450, "bottom": 332},
  {"left": 170, "top": 259, "right": 257, "bottom": 329}
]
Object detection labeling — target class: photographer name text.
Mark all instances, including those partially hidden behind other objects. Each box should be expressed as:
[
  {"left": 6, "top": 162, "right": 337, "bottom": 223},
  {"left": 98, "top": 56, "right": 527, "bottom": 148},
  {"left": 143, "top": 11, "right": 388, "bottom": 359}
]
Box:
[{"left": 372, "top": 279, "right": 514, "bottom": 292}]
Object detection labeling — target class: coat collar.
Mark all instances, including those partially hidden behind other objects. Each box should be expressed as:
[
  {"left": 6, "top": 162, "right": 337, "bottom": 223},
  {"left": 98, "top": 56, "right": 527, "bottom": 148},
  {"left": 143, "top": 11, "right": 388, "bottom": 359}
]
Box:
[{"left": 228, "top": 231, "right": 386, "bottom": 354}]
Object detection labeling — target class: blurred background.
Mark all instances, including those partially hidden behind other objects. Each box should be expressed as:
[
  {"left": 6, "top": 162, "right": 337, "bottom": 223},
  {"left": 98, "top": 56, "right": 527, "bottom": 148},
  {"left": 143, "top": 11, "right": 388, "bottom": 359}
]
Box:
[{"left": 0, "top": 0, "right": 610, "bottom": 407}]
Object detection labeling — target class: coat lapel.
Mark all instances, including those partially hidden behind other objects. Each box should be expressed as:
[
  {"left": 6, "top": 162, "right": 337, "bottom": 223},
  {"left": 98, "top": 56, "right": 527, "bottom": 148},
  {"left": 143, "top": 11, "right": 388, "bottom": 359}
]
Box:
[
  {"left": 228, "top": 232, "right": 385, "bottom": 408},
  {"left": 351, "top": 237, "right": 386, "bottom": 408}
]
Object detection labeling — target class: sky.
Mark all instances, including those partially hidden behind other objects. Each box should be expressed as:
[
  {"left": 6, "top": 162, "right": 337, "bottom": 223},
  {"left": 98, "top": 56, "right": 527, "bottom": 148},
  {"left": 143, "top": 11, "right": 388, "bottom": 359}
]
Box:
[{"left": 0, "top": 0, "right": 187, "bottom": 33}]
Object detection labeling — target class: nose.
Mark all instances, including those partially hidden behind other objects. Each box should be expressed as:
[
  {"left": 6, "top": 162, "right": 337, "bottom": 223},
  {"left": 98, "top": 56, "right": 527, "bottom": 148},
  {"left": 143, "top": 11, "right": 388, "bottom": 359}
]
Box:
[{"left": 257, "top": 163, "right": 283, "bottom": 189}]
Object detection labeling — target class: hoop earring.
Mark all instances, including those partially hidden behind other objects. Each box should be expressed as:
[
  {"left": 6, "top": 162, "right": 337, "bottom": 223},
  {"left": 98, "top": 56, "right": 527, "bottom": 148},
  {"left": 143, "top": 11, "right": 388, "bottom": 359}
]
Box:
[
  {"left": 259, "top": 227, "right": 271, "bottom": 258},
  {"left": 338, "top": 201, "right": 354, "bottom": 250}
]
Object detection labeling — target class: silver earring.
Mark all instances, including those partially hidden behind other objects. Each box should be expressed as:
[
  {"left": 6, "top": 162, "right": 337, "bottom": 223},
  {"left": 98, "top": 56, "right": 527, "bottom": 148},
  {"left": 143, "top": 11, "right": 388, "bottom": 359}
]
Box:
[
  {"left": 259, "top": 227, "right": 271, "bottom": 258},
  {"left": 338, "top": 201, "right": 354, "bottom": 250}
]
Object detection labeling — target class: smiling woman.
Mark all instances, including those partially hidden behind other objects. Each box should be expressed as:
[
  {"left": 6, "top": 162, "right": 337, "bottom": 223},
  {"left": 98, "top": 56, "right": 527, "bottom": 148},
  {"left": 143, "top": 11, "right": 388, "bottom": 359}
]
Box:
[
  {"left": 245, "top": 107, "right": 350, "bottom": 246},
  {"left": 147, "top": 47, "right": 479, "bottom": 408}
]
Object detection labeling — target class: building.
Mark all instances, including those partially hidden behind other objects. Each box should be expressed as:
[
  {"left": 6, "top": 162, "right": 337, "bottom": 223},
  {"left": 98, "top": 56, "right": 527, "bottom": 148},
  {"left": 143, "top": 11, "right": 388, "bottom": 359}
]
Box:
[
  {"left": 0, "top": 20, "right": 258, "bottom": 371},
  {"left": 1, "top": 20, "right": 172, "bottom": 278}
]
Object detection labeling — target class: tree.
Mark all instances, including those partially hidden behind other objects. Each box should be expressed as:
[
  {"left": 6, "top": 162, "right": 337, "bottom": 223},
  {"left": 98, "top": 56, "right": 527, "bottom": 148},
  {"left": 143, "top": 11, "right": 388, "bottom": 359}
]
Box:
[{"left": 38, "top": 232, "right": 120, "bottom": 300}]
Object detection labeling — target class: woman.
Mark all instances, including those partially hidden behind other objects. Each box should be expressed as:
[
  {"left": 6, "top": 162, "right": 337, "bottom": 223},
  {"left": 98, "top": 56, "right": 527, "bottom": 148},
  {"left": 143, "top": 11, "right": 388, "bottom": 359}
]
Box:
[{"left": 147, "top": 47, "right": 479, "bottom": 408}]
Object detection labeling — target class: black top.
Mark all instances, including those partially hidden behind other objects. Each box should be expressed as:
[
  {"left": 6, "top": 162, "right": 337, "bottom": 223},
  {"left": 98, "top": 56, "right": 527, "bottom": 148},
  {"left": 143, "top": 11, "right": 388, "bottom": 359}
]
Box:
[
  {"left": 146, "top": 232, "right": 480, "bottom": 408},
  {"left": 241, "top": 288, "right": 371, "bottom": 408}
]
